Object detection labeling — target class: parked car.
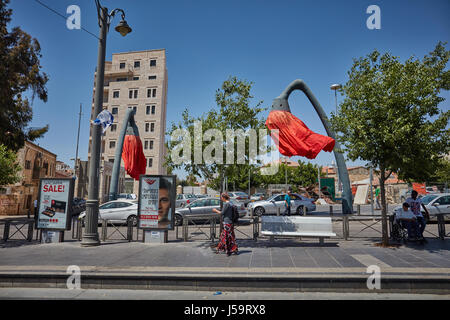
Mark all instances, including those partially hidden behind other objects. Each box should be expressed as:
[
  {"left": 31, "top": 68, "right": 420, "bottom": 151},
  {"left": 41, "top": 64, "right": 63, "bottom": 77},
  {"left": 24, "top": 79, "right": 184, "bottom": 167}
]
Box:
[
  {"left": 250, "top": 193, "right": 266, "bottom": 202},
  {"left": 228, "top": 191, "right": 251, "bottom": 206},
  {"left": 174, "top": 197, "right": 246, "bottom": 226},
  {"left": 247, "top": 193, "right": 316, "bottom": 216},
  {"left": 176, "top": 194, "right": 197, "bottom": 208},
  {"left": 71, "top": 198, "right": 86, "bottom": 216},
  {"left": 79, "top": 200, "right": 138, "bottom": 226},
  {"left": 420, "top": 193, "right": 450, "bottom": 221},
  {"left": 117, "top": 193, "right": 136, "bottom": 200}
]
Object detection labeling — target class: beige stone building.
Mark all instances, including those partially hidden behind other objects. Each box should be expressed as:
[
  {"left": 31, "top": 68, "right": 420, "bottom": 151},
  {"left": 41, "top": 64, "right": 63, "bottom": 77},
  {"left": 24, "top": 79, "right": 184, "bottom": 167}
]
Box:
[
  {"left": 88, "top": 49, "right": 168, "bottom": 195},
  {"left": 0, "top": 141, "right": 56, "bottom": 216}
]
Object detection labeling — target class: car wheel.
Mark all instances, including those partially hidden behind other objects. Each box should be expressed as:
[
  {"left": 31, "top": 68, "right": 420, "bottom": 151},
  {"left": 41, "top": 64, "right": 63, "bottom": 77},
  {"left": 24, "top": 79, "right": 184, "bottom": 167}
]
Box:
[
  {"left": 296, "top": 206, "right": 307, "bottom": 215},
  {"left": 127, "top": 215, "right": 138, "bottom": 227},
  {"left": 175, "top": 214, "right": 183, "bottom": 226},
  {"left": 254, "top": 207, "right": 265, "bottom": 217}
]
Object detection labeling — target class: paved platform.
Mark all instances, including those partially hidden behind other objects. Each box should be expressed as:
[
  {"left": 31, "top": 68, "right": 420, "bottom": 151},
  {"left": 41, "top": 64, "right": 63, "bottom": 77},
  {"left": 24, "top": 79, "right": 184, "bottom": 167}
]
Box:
[{"left": 1, "top": 237, "right": 449, "bottom": 294}]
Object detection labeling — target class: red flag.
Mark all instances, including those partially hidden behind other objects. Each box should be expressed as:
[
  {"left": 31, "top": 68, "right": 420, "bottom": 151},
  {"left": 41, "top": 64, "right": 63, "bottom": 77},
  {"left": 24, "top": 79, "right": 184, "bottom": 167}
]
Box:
[
  {"left": 122, "top": 135, "right": 147, "bottom": 180},
  {"left": 266, "top": 110, "right": 335, "bottom": 159}
]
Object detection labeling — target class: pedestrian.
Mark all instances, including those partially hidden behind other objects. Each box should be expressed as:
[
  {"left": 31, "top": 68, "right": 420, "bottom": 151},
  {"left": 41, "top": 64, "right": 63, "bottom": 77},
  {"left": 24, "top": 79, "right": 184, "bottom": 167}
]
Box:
[
  {"left": 406, "top": 190, "right": 430, "bottom": 242},
  {"left": 375, "top": 186, "right": 381, "bottom": 210},
  {"left": 33, "top": 199, "right": 38, "bottom": 217},
  {"left": 284, "top": 189, "right": 292, "bottom": 216},
  {"left": 212, "top": 193, "right": 238, "bottom": 256},
  {"left": 395, "top": 202, "right": 419, "bottom": 240}
]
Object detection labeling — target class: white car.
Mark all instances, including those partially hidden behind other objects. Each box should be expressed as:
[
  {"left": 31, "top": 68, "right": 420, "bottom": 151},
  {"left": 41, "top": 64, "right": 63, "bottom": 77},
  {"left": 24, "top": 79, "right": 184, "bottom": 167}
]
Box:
[
  {"left": 420, "top": 193, "right": 450, "bottom": 221},
  {"left": 79, "top": 200, "right": 138, "bottom": 226}
]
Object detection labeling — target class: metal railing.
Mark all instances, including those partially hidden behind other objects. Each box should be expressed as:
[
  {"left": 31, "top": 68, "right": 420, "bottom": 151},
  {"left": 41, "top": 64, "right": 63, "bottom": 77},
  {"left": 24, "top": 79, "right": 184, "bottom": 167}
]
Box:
[{"left": 1, "top": 219, "right": 34, "bottom": 242}]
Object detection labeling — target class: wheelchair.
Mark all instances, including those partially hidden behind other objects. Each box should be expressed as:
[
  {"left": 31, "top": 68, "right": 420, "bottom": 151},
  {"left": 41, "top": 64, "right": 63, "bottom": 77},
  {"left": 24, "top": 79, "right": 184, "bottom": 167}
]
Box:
[{"left": 391, "top": 214, "right": 425, "bottom": 244}]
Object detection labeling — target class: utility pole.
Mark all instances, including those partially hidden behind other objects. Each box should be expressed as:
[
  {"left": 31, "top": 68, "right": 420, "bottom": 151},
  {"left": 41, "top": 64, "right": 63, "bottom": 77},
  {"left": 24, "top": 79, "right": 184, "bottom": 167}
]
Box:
[{"left": 74, "top": 103, "right": 82, "bottom": 180}]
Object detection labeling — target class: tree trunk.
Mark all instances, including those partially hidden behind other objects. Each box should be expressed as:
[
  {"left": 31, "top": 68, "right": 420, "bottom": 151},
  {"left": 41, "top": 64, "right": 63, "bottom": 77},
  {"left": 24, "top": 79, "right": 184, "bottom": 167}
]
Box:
[{"left": 379, "top": 167, "right": 390, "bottom": 246}]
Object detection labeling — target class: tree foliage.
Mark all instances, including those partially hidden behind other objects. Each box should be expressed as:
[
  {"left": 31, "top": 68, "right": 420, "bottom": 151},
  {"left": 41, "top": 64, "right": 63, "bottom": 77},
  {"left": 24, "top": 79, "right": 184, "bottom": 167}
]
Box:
[
  {"left": 331, "top": 42, "right": 450, "bottom": 245},
  {"left": 0, "top": 0, "right": 49, "bottom": 151},
  {"left": 165, "top": 76, "right": 267, "bottom": 191},
  {"left": 0, "top": 144, "right": 21, "bottom": 186}
]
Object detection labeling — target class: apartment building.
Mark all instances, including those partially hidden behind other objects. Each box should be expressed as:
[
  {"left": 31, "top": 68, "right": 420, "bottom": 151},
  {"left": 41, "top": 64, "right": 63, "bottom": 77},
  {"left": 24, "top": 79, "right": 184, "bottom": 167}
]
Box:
[{"left": 88, "top": 49, "right": 168, "bottom": 195}]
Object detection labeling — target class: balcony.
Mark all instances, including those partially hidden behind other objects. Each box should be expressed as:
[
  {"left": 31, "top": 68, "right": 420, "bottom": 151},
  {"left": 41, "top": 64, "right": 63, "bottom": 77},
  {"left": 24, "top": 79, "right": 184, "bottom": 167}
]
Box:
[{"left": 104, "top": 63, "right": 134, "bottom": 76}]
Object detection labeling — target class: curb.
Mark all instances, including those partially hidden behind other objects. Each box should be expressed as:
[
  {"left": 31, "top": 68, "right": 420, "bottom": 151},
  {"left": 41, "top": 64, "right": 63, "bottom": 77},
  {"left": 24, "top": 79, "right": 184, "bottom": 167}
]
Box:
[{"left": 1, "top": 271, "right": 450, "bottom": 294}]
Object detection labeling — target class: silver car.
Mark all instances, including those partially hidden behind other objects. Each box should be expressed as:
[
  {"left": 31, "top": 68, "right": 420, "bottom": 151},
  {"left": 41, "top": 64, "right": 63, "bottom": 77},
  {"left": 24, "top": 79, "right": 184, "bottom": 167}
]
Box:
[
  {"left": 79, "top": 200, "right": 138, "bottom": 226},
  {"left": 228, "top": 192, "right": 251, "bottom": 206},
  {"left": 414, "top": 193, "right": 450, "bottom": 222},
  {"left": 174, "top": 197, "right": 246, "bottom": 226},
  {"left": 247, "top": 193, "right": 316, "bottom": 216},
  {"left": 176, "top": 194, "right": 197, "bottom": 208}
]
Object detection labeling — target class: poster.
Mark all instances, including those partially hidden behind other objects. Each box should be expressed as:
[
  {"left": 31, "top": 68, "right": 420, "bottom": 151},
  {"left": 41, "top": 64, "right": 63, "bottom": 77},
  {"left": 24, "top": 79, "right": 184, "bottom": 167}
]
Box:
[
  {"left": 37, "top": 178, "right": 74, "bottom": 230},
  {"left": 138, "top": 175, "right": 176, "bottom": 230}
]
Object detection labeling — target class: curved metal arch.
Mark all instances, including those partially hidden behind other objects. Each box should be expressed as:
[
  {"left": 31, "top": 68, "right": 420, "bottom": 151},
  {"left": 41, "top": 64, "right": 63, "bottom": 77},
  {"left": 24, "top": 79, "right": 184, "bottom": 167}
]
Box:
[{"left": 272, "top": 79, "right": 353, "bottom": 214}]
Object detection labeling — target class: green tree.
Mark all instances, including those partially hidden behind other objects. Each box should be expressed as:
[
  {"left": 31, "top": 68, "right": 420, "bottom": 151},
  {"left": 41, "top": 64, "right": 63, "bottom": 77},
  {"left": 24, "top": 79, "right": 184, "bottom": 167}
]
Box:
[
  {"left": 331, "top": 43, "right": 450, "bottom": 246},
  {"left": 0, "top": 144, "right": 21, "bottom": 185},
  {"left": 166, "top": 76, "right": 267, "bottom": 191},
  {"left": 0, "top": 0, "right": 49, "bottom": 151}
]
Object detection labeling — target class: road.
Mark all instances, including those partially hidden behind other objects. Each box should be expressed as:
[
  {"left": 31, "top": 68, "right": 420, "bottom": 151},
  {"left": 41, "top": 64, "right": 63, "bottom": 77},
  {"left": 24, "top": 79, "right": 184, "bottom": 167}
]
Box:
[{"left": 0, "top": 287, "right": 449, "bottom": 300}]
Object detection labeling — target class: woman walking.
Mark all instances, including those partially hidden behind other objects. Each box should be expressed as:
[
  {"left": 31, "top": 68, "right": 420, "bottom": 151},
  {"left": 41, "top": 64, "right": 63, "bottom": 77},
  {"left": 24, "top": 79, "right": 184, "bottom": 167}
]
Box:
[{"left": 213, "top": 193, "right": 238, "bottom": 256}]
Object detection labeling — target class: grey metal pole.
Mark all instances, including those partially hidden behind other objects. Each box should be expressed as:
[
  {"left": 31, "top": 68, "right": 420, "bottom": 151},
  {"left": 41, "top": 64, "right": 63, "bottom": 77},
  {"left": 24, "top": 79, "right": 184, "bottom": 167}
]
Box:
[
  {"left": 74, "top": 103, "right": 82, "bottom": 181},
  {"left": 81, "top": 6, "right": 108, "bottom": 247},
  {"left": 370, "top": 166, "right": 374, "bottom": 215}
]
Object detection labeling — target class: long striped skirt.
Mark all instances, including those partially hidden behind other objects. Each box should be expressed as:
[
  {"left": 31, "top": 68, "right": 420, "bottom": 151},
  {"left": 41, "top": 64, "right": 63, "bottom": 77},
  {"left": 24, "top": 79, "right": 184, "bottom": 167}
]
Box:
[{"left": 217, "top": 223, "right": 238, "bottom": 255}]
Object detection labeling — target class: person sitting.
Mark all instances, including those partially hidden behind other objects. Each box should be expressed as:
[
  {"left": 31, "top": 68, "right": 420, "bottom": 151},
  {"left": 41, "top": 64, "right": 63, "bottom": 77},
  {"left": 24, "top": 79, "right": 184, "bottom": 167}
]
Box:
[{"left": 395, "top": 202, "right": 419, "bottom": 240}]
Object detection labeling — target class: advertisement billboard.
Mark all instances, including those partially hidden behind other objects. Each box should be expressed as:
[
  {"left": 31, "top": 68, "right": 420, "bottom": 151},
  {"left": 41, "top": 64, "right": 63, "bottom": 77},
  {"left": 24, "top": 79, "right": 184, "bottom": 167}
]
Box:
[
  {"left": 138, "top": 175, "right": 176, "bottom": 230},
  {"left": 37, "top": 178, "right": 74, "bottom": 230}
]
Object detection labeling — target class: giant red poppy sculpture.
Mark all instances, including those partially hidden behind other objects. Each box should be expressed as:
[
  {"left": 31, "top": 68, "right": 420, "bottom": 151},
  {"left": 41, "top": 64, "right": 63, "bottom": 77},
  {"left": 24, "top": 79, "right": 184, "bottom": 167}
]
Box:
[{"left": 266, "top": 79, "right": 353, "bottom": 214}]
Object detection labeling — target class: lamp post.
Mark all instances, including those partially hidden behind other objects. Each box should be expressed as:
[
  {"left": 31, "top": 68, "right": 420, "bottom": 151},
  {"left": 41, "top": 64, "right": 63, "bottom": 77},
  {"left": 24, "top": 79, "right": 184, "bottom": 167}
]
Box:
[
  {"left": 82, "top": 0, "right": 132, "bottom": 247},
  {"left": 330, "top": 84, "right": 342, "bottom": 194}
]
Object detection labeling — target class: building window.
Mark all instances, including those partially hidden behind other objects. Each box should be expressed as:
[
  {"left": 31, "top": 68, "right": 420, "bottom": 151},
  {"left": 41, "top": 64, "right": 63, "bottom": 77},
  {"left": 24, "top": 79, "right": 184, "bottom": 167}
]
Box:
[
  {"left": 146, "top": 105, "right": 150, "bottom": 115},
  {"left": 133, "top": 76, "right": 139, "bottom": 81},
  {"left": 147, "top": 88, "right": 156, "bottom": 98},
  {"left": 109, "top": 141, "right": 116, "bottom": 149},
  {"left": 145, "top": 123, "right": 149, "bottom": 132},
  {"left": 148, "top": 75, "right": 157, "bottom": 80},
  {"left": 112, "top": 107, "right": 118, "bottom": 115},
  {"left": 116, "top": 77, "right": 127, "bottom": 82},
  {"left": 129, "top": 89, "right": 138, "bottom": 99},
  {"left": 144, "top": 140, "right": 148, "bottom": 150},
  {"left": 111, "top": 124, "right": 117, "bottom": 132},
  {"left": 25, "top": 160, "right": 31, "bottom": 170},
  {"left": 119, "top": 62, "right": 126, "bottom": 69},
  {"left": 148, "top": 158, "right": 153, "bottom": 168},
  {"left": 134, "top": 61, "right": 140, "bottom": 68},
  {"left": 150, "top": 59, "right": 156, "bottom": 67},
  {"left": 113, "top": 91, "right": 120, "bottom": 98},
  {"left": 150, "top": 140, "right": 154, "bottom": 149},
  {"left": 151, "top": 105, "right": 156, "bottom": 114},
  {"left": 150, "top": 123, "right": 155, "bottom": 132},
  {"left": 132, "top": 106, "right": 137, "bottom": 113}
]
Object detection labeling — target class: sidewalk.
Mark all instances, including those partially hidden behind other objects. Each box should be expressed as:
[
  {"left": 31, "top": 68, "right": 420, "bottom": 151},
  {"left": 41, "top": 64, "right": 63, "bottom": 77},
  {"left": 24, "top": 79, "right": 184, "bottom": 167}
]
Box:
[{"left": 1, "top": 236, "right": 449, "bottom": 294}]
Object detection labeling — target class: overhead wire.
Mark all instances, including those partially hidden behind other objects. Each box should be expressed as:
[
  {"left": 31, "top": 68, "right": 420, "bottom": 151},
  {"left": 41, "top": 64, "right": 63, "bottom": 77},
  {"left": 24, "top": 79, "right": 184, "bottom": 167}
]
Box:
[{"left": 32, "top": 0, "right": 99, "bottom": 40}]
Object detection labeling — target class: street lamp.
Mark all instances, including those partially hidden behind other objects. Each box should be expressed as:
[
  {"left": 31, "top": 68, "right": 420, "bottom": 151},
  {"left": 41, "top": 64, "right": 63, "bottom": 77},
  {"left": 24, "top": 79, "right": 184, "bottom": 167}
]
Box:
[
  {"left": 330, "top": 83, "right": 342, "bottom": 193},
  {"left": 82, "top": 0, "right": 132, "bottom": 247},
  {"left": 330, "top": 83, "right": 342, "bottom": 115}
]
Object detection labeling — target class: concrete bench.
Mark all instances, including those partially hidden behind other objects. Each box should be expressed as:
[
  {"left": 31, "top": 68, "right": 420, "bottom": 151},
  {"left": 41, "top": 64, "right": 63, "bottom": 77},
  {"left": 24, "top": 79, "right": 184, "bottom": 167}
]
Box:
[{"left": 260, "top": 216, "right": 336, "bottom": 244}]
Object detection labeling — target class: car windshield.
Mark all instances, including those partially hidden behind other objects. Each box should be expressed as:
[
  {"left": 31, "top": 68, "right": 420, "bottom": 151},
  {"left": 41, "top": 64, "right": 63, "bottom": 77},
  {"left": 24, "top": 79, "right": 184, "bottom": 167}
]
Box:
[
  {"left": 187, "top": 194, "right": 196, "bottom": 198},
  {"left": 235, "top": 192, "right": 247, "bottom": 196},
  {"left": 421, "top": 195, "right": 438, "bottom": 205},
  {"left": 266, "top": 195, "right": 278, "bottom": 201}
]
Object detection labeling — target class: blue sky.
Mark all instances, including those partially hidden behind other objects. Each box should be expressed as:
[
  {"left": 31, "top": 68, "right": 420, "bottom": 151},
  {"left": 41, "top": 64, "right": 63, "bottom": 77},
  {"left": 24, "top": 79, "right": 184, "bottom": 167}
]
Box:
[{"left": 8, "top": 0, "right": 450, "bottom": 179}]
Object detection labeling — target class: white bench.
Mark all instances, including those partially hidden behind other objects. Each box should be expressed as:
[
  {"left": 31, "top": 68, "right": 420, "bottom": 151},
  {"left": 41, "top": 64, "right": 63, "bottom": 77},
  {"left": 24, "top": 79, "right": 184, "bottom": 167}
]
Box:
[{"left": 260, "top": 216, "right": 336, "bottom": 244}]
